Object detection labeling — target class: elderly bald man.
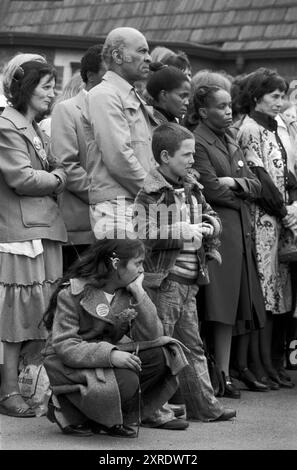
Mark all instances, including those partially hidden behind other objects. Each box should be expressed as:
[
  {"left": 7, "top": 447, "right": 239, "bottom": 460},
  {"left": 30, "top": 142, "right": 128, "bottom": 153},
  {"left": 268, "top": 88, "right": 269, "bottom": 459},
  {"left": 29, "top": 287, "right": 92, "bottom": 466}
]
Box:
[{"left": 82, "top": 27, "right": 157, "bottom": 240}]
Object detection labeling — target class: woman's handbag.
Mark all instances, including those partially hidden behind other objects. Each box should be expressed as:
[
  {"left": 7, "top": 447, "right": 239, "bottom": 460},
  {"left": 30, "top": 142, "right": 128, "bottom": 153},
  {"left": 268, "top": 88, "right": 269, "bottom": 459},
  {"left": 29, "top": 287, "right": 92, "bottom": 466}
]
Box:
[
  {"left": 18, "top": 363, "right": 51, "bottom": 416},
  {"left": 17, "top": 341, "right": 51, "bottom": 416},
  {"left": 278, "top": 228, "right": 297, "bottom": 263}
]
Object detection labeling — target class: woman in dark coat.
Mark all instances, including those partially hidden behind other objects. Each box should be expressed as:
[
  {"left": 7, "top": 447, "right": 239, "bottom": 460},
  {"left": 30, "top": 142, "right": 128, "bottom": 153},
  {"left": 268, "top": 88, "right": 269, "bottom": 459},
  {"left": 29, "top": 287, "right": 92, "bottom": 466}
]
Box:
[{"left": 185, "top": 85, "right": 268, "bottom": 397}]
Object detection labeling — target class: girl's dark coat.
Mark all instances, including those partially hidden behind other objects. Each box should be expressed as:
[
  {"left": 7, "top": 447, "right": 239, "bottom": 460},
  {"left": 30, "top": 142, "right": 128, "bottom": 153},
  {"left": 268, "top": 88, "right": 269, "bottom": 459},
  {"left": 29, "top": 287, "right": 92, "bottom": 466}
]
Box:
[{"left": 43, "top": 278, "right": 188, "bottom": 426}]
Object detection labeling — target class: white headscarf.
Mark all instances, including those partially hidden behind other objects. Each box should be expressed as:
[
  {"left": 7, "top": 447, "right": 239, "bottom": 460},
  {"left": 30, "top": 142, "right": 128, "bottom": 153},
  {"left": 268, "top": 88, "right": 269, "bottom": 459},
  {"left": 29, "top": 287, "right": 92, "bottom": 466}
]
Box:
[{"left": 2, "top": 53, "right": 46, "bottom": 101}]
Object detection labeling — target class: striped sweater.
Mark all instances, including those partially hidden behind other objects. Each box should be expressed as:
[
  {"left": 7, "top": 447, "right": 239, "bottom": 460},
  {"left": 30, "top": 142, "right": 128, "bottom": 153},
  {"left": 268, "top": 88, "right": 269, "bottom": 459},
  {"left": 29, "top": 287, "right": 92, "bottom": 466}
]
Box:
[{"left": 169, "top": 187, "right": 199, "bottom": 281}]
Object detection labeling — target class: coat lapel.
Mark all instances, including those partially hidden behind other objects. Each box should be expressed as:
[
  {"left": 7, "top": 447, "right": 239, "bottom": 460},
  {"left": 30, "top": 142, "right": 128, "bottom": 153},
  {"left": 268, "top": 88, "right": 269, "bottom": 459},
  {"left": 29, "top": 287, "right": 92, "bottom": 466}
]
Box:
[
  {"left": 225, "top": 131, "right": 241, "bottom": 160},
  {"left": 1, "top": 107, "right": 49, "bottom": 170},
  {"left": 24, "top": 124, "right": 50, "bottom": 170},
  {"left": 197, "top": 122, "right": 231, "bottom": 161},
  {"left": 133, "top": 87, "right": 156, "bottom": 122},
  {"left": 79, "top": 285, "right": 114, "bottom": 325},
  {"left": 75, "top": 279, "right": 132, "bottom": 328},
  {"left": 196, "top": 122, "right": 246, "bottom": 172}
]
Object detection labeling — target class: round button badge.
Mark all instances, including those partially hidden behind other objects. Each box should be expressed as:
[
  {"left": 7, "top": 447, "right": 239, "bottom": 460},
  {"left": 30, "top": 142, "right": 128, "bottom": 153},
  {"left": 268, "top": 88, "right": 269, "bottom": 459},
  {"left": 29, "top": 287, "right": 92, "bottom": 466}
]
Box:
[
  {"left": 33, "top": 136, "right": 42, "bottom": 150},
  {"left": 96, "top": 304, "right": 109, "bottom": 317},
  {"left": 238, "top": 160, "right": 244, "bottom": 168}
]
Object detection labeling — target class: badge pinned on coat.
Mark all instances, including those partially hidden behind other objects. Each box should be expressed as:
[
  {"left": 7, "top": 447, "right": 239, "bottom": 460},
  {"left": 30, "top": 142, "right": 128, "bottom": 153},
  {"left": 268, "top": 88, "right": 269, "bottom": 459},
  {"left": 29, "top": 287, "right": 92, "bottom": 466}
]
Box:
[
  {"left": 33, "top": 136, "right": 48, "bottom": 161},
  {"left": 96, "top": 304, "right": 110, "bottom": 317},
  {"left": 39, "top": 149, "right": 47, "bottom": 160},
  {"left": 33, "top": 136, "right": 42, "bottom": 150}
]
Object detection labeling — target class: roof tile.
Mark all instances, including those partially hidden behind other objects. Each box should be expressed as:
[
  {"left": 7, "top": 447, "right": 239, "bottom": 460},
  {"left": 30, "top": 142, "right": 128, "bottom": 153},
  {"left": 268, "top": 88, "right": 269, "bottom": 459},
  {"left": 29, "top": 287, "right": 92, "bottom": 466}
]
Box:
[
  {"left": 15, "top": 25, "right": 41, "bottom": 32},
  {"left": 211, "top": 0, "right": 234, "bottom": 10},
  {"left": 250, "top": 0, "right": 276, "bottom": 6},
  {"left": 176, "top": 0, "right": 215, "bottom": 13},
  {"left": 232, "top": 9, "right": 260, "bottom": 24},
  {"left": 242, "top": 39, "right": 273, "bottom": 49},
  {"left": 162, "top": 28, "right": 193, "bottom": 41},
  {"left": 270, "top": 38, "right": 297, "bottom": 48},
  {"left": 221, "top": 38, "right": 297, "bottom": 51},
  {"left": 200, "top": 26, "right": 240, "bottom": 43},
  {"left": 258, "top": 7, "right": 287, "bottom": 22},
  {"left": 87, "top": 21, "right": 106, "bottom": 36},
  {"left": 264, "top": 23, "right": 293, "bottom": 38},
  {"left": 284, "top": 7, "right": 297, "bottom": 21},
  {"left": 144, "top": 0, "right": 167, "bottom": 15},
  {"left": 225, "top": 0, "right": 252, "bottom": 7},
  {"left": 145, "top": 29, "right": 171, "bottom": 41},
  {"left": 221, "top": 41, "right": 245, "bottom": 50},
  {"left": 0, "top": 0, "right": 296, "bottom": 53},
  {"left": 217, "top": 26, "right": 240, "bottom": 41},
  {"left": 171, "top": 14, "right": 193, "bottom": 29},
  {"left": 207, "top": 11, "right": 236, "bottom": 26},
  {"left": 119, "top": 2, "right": 144, "bottom": 17},
  {"left": 239, "top": 25, "right": 267, "bottom": 40},
  {"left": 189, "top": 29, "right": 205, "bottom": 42},
  {"left": 189, "top": 13, "right": 210, "bottom": 28}
]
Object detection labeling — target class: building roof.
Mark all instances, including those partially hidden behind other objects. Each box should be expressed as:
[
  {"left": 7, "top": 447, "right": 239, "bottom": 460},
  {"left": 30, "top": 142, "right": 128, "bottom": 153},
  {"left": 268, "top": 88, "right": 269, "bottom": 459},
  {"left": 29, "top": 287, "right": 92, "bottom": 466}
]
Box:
[{"left": 1, "top": 0, "right": 297, "bottom": 52}]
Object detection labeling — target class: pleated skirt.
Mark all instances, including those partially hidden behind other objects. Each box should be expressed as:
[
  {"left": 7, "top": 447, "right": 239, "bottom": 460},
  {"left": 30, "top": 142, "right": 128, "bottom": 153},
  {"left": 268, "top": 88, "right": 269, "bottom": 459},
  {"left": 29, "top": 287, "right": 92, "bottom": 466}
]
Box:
[{"left": 0, "top": 240, "right": 62, "bottom": 342}]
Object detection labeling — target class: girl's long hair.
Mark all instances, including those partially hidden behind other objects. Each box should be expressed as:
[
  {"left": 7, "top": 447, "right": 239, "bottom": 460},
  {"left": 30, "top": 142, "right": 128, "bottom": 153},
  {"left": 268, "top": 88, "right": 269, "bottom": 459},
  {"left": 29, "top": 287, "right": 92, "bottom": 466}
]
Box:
[{"left": 42, "top": 238, "right": 145, "bottom": 331}]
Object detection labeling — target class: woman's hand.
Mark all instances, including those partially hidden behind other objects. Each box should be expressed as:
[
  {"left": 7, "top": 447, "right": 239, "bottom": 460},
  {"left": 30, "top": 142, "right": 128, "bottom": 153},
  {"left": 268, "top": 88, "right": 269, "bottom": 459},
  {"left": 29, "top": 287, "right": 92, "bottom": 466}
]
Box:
[
  {"left": 110, "top": 350, "right": 142, "bottom": 372},
  {"left": 283, "top": 205, "right": 297, "bottom": 231},
  {"left": 218, "top": 177, "right": 238, "bottom": 189}
]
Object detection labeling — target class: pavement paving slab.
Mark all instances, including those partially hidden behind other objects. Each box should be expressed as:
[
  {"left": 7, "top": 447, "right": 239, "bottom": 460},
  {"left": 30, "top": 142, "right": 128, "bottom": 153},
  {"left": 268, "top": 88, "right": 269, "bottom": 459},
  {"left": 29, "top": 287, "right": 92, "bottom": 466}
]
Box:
[{"left": 1, "top": 371, "right": 297, "bottom": 451}]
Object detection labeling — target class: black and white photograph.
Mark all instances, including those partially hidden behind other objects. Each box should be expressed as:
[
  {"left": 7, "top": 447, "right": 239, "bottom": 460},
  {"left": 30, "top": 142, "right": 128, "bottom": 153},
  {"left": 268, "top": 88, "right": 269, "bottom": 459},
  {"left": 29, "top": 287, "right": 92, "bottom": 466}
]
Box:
[{"left": 0, "top": 0, "right": 296, "bottom": 458}]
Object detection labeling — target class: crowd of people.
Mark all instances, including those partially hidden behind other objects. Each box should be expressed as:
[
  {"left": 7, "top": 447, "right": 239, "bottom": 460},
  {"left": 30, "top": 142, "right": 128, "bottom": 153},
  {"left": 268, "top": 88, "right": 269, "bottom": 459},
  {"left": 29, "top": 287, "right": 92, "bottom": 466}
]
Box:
[{"left": 0, "top": 26, "right": 296, "bottom": 439}]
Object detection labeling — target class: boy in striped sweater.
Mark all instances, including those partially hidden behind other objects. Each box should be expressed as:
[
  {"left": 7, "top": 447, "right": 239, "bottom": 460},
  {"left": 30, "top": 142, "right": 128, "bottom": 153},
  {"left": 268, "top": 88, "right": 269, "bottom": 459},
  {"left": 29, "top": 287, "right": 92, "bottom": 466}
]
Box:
[{"left": 134, "top": 122, "right": 236, "bottom": 422}]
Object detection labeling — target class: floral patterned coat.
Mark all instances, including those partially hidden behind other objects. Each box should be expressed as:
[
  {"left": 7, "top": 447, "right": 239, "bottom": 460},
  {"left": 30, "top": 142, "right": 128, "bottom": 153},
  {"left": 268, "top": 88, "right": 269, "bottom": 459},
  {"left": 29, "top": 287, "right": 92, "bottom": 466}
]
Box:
[{"left": 238, "top": 114, "right": 292, "bottom": 314}]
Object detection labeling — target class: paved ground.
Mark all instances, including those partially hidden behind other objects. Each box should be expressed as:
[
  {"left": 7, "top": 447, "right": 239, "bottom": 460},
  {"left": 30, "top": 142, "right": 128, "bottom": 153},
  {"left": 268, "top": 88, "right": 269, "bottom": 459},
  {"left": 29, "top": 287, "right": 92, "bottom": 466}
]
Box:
[{"left": 1, "top": 371, "right": 297, "bottom": 451}]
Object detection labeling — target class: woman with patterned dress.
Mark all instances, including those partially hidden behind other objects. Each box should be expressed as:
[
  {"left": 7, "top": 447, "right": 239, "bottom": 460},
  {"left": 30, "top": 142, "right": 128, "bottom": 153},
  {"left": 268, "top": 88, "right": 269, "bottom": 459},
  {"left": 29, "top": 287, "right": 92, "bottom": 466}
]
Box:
[{"left": 237, "top": 68, "right": 297, "bottom": 388}]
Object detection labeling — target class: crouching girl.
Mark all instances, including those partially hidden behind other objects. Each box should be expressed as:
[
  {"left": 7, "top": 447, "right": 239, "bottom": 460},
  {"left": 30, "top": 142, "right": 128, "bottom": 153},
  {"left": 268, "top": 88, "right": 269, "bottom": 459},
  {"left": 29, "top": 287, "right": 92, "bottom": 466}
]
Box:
[{"left": 42, "top": 238, "right": 188, "bottom": 437}]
